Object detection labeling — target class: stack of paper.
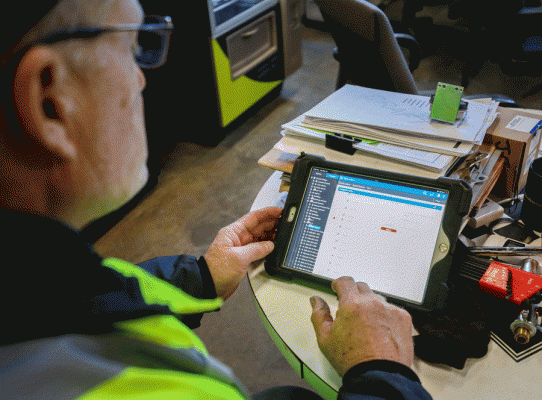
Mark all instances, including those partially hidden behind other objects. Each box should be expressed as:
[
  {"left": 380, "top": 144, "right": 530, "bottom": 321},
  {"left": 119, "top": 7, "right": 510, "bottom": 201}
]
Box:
[{"left": 271, "top": 85, "right": 499, "bottom": 176}]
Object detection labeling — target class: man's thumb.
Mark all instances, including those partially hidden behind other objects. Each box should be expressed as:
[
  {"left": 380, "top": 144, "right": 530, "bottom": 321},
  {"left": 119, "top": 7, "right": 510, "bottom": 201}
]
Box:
[{"left": 310, "top": 296, "right": 333, "bottom": 339}]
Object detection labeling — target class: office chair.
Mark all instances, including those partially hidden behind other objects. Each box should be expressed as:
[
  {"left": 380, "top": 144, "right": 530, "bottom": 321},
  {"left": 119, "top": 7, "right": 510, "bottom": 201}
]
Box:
[
  {"left": 314, "top": 0, "right": 519, "bottom": 107},
  {"left": 313, "top": 0, "right": 420, "bottom": 94},
  {"left": 383, "top": 0, "right": 538, "bottom": 101},
  {"left": 460, "top": 5, "right": 542, "bottom": 91}
]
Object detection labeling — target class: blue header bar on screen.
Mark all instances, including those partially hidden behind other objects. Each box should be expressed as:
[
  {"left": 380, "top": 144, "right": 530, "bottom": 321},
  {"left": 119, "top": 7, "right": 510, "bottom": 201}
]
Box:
[
  {"left": 337, "top": 187, "right": 443, "bottom": 210},
  {"left": 326, "top": 173, "right": 447, "bottom": 200}
]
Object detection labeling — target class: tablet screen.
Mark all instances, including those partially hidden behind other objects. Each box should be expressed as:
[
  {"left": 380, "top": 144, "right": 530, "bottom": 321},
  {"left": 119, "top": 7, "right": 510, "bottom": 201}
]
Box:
[{"left": 283, "top": 167, "right": 449, "bottom": 304}]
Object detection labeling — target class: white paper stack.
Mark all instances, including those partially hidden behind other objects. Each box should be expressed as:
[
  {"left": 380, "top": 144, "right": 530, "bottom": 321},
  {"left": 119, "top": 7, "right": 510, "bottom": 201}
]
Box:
[{"left": 280, "top": 85, "right": 499, "bottom": 174}]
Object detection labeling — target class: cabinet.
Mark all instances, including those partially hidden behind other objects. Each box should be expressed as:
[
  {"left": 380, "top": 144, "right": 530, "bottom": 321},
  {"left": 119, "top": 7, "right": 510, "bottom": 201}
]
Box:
[
  {"left": 210, "top": 1, "right": 283, "bottom": 128},
  {"left": 139, "top": 0, "right": 302, "bottom": 150}
]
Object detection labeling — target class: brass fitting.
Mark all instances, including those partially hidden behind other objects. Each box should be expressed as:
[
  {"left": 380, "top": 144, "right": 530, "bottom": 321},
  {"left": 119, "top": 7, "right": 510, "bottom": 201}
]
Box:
[
  {"left": 513, "top": 327, "right": 531, "bottom": 344},
  {"left": 510, "top": 317, "right": 537, "bottom": 344}
]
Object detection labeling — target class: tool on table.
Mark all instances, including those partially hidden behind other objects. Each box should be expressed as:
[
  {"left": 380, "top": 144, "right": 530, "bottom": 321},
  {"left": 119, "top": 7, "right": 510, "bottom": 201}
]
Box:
[
  {"left": 458, "top": 245, "right": 542, "bottom": 344},
  {"left": 468, "top": 247, "right": 542, "bottom": 257},
  {"left": 508, "top": 259, "right": 541, "bottom": 344},
  {"left": 449, "top": 151, "right": 490, "bottom": 185}
]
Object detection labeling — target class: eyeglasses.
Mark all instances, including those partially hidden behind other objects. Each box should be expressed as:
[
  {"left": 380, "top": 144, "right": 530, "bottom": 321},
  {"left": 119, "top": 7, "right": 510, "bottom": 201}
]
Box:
[{"left": 2, "top": 15, "right": 174, "bottom": 69}]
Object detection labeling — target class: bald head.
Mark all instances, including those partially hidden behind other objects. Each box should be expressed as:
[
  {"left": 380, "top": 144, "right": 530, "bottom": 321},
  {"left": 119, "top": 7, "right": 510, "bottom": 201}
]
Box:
[
  {"left": 0, "top": 0, "right": 148, "bottom": 230},
  {"left": 4, "top": 0, "right": 143, "bottom": 60}
]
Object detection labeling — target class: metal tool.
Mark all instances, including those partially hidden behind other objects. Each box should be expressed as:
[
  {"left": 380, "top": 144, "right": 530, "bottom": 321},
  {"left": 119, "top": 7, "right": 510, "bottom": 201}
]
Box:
[
  {"left": 458, "top": 250, "right": 542, "bottom": 344},
  {"left": 510, "top": 306, "right": 539, "bottom": 344},
  {"left": 468, "top": 247, "right": 542, "bottom": 257},
  {"left": 451, "top": 151, "right": 490, "bottom": 184},
  {"left": 509, "top": 258, "right": 542, "bottom": 344}
]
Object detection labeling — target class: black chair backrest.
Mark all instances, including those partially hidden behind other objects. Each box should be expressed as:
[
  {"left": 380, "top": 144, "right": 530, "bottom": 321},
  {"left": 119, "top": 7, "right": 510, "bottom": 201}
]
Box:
[{"left": 314, "top": 0, "right": 418, "bottom": 94}]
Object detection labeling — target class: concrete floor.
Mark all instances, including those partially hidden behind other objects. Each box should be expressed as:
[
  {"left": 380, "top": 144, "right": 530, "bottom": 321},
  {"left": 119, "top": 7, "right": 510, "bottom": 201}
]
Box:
[{"left": 93, "top": 25, "right": 542, "bottom": 395}]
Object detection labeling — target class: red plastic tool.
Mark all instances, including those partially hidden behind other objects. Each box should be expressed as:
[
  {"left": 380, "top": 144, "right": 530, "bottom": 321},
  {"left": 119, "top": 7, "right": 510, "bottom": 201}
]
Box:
[{"left": 479, "top": 261, "right": 542, "bottom": 305}]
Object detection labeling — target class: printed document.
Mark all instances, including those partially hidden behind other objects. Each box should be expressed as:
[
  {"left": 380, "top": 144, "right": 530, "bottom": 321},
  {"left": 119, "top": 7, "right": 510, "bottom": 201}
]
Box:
[
  {"left": 283, "top": 114, "right": 474, "bottom": 156},
  {"left": 303, "top": 85, "right": 498, "bottom": 144}
]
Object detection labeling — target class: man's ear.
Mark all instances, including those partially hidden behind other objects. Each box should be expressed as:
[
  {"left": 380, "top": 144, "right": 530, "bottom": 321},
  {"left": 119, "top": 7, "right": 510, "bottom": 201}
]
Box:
[{"left": 13, "top": 46, "right": 77, "bottom": 161}]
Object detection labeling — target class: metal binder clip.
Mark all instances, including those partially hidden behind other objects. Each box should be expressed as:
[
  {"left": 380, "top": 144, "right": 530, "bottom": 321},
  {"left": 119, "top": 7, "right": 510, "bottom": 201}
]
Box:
[{"left": 453, "top": 151, "right": 490, "bottom": 184}]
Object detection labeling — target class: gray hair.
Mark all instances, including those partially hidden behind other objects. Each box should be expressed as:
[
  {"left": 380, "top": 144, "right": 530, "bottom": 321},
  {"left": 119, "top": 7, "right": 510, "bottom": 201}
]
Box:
[{"left": 15, "top": 0, "right": 117, "bottom": 53}]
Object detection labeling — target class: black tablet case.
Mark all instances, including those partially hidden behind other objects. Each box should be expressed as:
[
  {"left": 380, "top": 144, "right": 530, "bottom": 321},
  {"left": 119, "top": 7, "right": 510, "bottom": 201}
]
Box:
[{"left": 265, "top": 154, "right": 472, "bottom": 312}]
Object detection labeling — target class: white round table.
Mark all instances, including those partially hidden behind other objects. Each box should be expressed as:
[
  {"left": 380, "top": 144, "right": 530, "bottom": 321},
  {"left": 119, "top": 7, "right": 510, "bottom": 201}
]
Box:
[{"left": 248, "top": 170, "right": 542, "bottom": 400}]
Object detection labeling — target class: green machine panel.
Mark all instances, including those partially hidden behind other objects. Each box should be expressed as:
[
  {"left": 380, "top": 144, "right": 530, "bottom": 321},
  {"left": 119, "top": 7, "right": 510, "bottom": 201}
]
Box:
[{"left": 211, "top": 4, "right": 284, "bottom": 127}]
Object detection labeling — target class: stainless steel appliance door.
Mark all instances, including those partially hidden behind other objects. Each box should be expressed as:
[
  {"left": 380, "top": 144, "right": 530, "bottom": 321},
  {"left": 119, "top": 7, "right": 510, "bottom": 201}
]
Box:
[{"left": 208, "top": 0, "right": 279, "bottom": 38}]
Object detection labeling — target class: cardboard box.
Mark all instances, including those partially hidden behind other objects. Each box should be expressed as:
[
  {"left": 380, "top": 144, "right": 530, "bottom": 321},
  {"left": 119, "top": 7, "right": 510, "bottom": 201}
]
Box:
[{"left": 483, "top": 107, "right": 542, "bottom": 198}]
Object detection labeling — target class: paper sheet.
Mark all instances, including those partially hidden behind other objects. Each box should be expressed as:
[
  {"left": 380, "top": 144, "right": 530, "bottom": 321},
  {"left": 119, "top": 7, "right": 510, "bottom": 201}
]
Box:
[
  {"left": 352, "top": 141, "right": 455, "bottom": 172},
  {"left": 303, "top": 85, "right": 499, "bottom": 144},
  {"left": 283, "top": 110, "right": 474, "bottom": 157},
  {"left": 273, "top": 136, "right": 443, "bottom": 179}
]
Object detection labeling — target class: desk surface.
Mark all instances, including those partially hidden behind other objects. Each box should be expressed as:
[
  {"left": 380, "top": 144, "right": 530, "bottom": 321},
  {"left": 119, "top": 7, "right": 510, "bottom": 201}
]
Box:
[{"left": 248, "top": 170, "right": 542, "bottom": 400}]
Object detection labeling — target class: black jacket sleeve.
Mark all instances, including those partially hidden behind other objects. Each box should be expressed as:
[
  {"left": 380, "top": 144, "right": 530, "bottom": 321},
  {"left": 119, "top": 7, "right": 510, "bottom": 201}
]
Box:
[
  {"left": 338, "top": 361, "right": 433, "bottom": 400},
  {"left": 136, "top": 255, "right": 218, "bottom": 329}
]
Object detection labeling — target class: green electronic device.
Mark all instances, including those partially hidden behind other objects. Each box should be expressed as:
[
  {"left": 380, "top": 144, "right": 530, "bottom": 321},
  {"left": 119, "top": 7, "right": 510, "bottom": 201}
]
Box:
[{"left": 430, "top": 82, "right": 464, "bottom": 124}]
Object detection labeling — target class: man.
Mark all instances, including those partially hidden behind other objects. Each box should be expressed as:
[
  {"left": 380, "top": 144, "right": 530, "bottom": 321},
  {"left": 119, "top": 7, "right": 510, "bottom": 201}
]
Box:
[{"left": 0, "top": 1, "right": 432, "bottom": 399}]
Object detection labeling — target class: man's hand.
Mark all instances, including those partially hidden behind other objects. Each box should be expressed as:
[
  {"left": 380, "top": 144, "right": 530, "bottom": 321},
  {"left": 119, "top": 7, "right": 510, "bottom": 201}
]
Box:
[
  {"left": 310, "top": 277, "right": 414, "bottom": 377},
  {"left": 204, "top": 206, "right": 283, "bottom": 300}
]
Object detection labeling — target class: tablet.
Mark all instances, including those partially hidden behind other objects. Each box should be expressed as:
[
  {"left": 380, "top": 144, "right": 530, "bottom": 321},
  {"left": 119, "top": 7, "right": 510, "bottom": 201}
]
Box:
[{"left": 265, "top": 154, "right": 472, "bottom": 311}]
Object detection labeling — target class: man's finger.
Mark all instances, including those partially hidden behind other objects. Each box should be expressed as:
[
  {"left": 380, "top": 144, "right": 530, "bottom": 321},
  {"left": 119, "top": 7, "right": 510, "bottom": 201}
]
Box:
[
  {"left": 332, "top": 276, "right": 361, "bottom": 305},
  {"left": 233, "top": 241, "right": 274, "bottom": 265},
  {"left": 233, "top": 207, "right": 283, "bottom": 243},
  {"left": 250, "top": 219, "right": 279, "bottom": 239},
  {"left": 310, "top": 296, "right": 333, "bottom": 340},
  {"left": 355, "top": 282, "right": 387, "bottom": 303},
  {"left": 239, "top": 207, "right": 283, "bottom": 231},
  {"left": 356, "top": 282, "right": 373, "bottom": 296}
]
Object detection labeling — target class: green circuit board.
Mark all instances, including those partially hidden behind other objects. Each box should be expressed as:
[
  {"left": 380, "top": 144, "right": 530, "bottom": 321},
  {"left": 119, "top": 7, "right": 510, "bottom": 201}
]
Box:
[{"left": 430, "top": 82, "right": 464, "bottom": 124}]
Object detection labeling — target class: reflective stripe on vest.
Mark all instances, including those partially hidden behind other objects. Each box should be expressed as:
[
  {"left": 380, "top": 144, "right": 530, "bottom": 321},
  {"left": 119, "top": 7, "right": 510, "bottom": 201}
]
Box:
[{"left": 88, "top": 258, "right": 249, "bottom": 398}]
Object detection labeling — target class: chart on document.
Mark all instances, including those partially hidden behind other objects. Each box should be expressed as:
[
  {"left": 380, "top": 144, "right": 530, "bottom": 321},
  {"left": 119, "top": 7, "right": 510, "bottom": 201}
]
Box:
[{"left": 284, "top": 167, "right": 449, "bottom": 302}]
